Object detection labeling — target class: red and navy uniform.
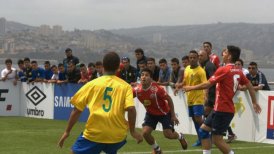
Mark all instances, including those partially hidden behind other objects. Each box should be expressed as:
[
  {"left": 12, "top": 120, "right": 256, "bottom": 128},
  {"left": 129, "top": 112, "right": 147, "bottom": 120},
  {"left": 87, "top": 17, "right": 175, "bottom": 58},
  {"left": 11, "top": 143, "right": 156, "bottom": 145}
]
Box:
[
  {"left": 133, "top": 82, "right": 170, "bottom": 115},
  {"left": 209, "top": 64, "right": 249, "bottom": 113}
]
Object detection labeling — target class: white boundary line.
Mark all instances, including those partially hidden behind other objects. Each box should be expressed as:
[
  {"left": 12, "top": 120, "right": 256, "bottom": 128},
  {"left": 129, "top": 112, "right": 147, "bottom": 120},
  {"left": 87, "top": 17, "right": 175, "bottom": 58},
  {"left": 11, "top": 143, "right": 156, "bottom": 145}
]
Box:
[{"left": 119, "top": 145, "right": 274, "bottom": 154}]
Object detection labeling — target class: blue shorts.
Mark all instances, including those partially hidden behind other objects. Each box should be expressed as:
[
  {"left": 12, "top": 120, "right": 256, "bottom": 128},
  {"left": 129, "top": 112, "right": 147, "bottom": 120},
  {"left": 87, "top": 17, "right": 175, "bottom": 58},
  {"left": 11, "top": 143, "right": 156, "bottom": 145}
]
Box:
[
  {"left": 72, "top": 133, "right": 126, "bottom": 154},
  {"left": 204, "top": 111, "right": 234, "bottom": 136},
  {"left": 142, "top": 112, "right": 174, "bottom": 131},
  {"left": 188, "top": 105, "right": 204, "bottom": 117}
]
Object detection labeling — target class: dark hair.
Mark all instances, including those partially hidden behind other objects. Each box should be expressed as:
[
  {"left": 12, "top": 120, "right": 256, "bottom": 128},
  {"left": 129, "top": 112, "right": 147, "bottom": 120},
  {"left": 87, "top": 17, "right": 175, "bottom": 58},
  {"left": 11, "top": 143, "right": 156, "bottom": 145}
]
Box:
[
  {"left": 58, "top": 63, "right": 64, "bottom": 67},
  {"left": 88, "top": 62, "right": 95, "bottom": 67},
  {"left": 44, "top": 61, "right": 50, "bottom": 65},
  {"left": 65, "top": 48, "right": 72, "bottom": 52},
  {"left": 141, "top": 68, "right": 153, "bottom": 77},
  {"left": 159, "top": 58, "right": 167, "bottom": 64},
  {"left": 203, "top": 42, "right": 212, "bottom": 48},
  {"left": 31, "top": 60, "right": 37, "bottom": 64},
  {"left": 249, "top": 61, "right": 258, "bottom": 67},
  {"left": 5, "top": 58, "right": 12, "bottom": 64},
  {"left": 51, "top": 65, "right": 57, "bottom": 69},
  {"left": 135, "top": 48, "right": 144, "bottom": 55},
  {"left": 18, "top": 59, "right": 24, "bottom": 65},
  {"left": 23, "top": 57, "right": 30, "bottom": 62},
  {"left": 95, "top": 61, "right": 103, "bottom": 66},
  {"left": 68, "top": 60, "right": 76, "bottom": 65},
  {"left": 121, "top": 56, "right": 130, "bottom": 62},
  {"left": 171, "top": 58, "right": 179, "bottom": 64},
  {"left": 147, "top": 57, "right": 156, "bottom": 63},
  {"left": 227, "top": 45, "right": 241, "bottom": 63},
  {"left": 181, "top": 56, "right": 189, "bottom": 61},
  {"left": 103, "top": 52, "right": 120, "bottom": 72},
  {"left": 79, "top": 63, "right": 86, "bottom": 67},
  {"left": 236, "top": 59, "right": 244, "bottom": 66},
  {"left": 138, "top": 60, "right": 147, "bottom": 65},
  {"left": 189, "top": 50, "right": 198, "bottom": 55}
]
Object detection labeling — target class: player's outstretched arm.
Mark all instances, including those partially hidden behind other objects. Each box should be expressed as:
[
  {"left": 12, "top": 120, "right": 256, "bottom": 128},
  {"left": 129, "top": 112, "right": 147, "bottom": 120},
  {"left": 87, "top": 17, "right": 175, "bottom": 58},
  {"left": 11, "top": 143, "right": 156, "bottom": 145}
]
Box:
[
  {"left": 126, "top": 106, "right": 143, "bottom": 144},
  {"left": 58, "top": 107, "right": 82, "bottom": 148},
  {"left": 246, "top": 82, "right": 262, "bottom": 114},
  {"left": 183, "top": 81, "right": 212, "bottom": 92}
]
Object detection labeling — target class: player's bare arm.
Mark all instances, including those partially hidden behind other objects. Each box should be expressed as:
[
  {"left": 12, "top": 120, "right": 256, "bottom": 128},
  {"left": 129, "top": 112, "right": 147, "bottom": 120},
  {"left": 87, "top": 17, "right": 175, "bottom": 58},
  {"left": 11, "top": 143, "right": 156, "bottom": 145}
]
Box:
[
  {"left": 58, "top": 107, "right": 82, "bottom": 148},
  {"left": 246, "top": 82, "right": 262, "bottom": 114},
  {"left": 126, "top": 106, "right": 143, "bottom": 144},
  {"left": 183, "top": 81, "right": 212, "bottom": 92}
]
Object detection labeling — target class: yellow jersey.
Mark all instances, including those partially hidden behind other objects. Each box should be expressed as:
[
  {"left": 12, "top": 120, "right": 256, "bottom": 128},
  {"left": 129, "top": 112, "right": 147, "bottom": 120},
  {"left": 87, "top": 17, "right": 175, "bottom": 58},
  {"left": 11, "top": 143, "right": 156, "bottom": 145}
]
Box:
[
  {"left": 70, "top": 75, "right": 134, "bottom": 143},
  {"left": 183, "top": 65, "right": 207, "bottom": 106}
]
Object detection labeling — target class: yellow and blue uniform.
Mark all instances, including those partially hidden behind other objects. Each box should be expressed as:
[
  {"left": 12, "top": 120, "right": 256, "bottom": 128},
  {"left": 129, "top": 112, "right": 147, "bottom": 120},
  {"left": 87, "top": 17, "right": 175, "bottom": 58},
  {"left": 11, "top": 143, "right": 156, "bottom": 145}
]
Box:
[
  {"left": 71, "top": 75, "right": 134, "bottom": 152},
  {"left": 183, "top": 65, "right": 207, "bottom": 106}
]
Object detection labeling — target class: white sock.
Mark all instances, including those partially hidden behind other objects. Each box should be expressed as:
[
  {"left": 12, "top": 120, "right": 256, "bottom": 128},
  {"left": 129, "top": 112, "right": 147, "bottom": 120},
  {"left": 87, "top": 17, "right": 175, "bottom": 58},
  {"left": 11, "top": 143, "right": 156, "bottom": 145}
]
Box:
[
  {"left": 229, "top": 150, "right": 234, "bottom": 154},
  {"left": 203, "top": 150, "right": 211, "bottom": 154},
  {"left": 178, "top": 133, "right": 183, "bottom": 140},
  {"left": 152, "top": 141, "right": 159, "bottom": 149}
]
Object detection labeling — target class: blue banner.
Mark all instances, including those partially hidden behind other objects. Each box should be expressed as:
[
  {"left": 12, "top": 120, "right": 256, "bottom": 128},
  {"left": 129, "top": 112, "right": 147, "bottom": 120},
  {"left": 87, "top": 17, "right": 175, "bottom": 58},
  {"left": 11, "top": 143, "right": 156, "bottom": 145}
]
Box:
[{"left": 54, "top": 83, "right": 89, "bottom": 122}]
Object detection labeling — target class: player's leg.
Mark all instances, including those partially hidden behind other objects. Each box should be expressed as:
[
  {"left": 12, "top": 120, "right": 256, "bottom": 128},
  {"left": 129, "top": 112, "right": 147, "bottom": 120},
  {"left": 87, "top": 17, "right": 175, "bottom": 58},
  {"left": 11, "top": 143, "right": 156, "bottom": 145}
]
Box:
[
  {"left": 142, "top": 113, "right": 161, "bottom": 153},
  {"left": 211, "top": 112, "right": 234, "bottom": 154},
  {"left": 161, "top": 112, "right": 188, "bottom": 150},
  {"left": 192, "top": 105, "right": 204, "bottom": 146},
  {"left": 71, "top": 133, "right": 103, "bottom": 154},
  {"left": 200, "top": 111, "right": 213, "bottom": 154}
]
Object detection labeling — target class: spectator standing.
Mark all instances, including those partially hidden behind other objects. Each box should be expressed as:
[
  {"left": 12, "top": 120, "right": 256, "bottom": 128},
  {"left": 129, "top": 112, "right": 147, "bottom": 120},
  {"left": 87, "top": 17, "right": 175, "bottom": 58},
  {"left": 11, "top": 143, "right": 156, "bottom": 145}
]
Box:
[
  {"left": 1, "top": 58, "right": 17, "bottom": 85},
  {"left": 56, "top": 63, "right": 67, "bottom": 84},
  {"left": 169, "top": 58, "right": 183, "bottom": 88},
  {"left": 23, "top": 57, "right": 32, "bottom": 82},
  {"left": 66, "top": 61, "right": 81, "bottom": 83},
  {"left": 235, "top": 59, "right": 249, "bottom": 76},
  {"left": 147, "top": 57, "right": 160, "bottom": 82},
  {"left": 88, "top": 62, "right": 97, "bottom": 81},
  {"left": 120, "top": 57, "right": 137, "bottom": 84},
  {"left": 17, "top": 59, "right": 27, "bottom": 82},
  {"left": 31, "top": 61, "right": 45, "bottom": 83},
  {"left": 63, "top": 48, "right": 79, "bottom": 70},
  {"left": 246, "top": 62, "right": 270, "bottom": 91},
  {"left": 203, "top": 42, "right": 220, "bottom": 69},
  {"left": 157, "top": 58, "right": 171, "bottom": 86},
  {"left": 44, "top": 61, "right": 53, "bottom": 81},
  {"left": 135, "top": 48, "right": 147, "bottom": 73},
  {"left": 95, "top": 61, "right": 104, "bottom": 77},
  {"left": 78, "top": 63, "right": 90, "bottom": 84}
]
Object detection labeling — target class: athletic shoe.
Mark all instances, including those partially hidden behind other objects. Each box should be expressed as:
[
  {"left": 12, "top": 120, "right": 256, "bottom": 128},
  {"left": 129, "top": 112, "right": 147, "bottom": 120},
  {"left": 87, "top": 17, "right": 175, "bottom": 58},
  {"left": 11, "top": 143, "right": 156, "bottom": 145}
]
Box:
[
  {"left": 192, "top": 140, "right": 201, "bottom": 147},
  {"left": 152, "top": 147, "right": 162, "bottom": 154},
  {"left": 178, "top": 133, "right": 188, "bottom": 150},
  {"left": 227, "top": 134, "right": 237, "bottom": 143}
]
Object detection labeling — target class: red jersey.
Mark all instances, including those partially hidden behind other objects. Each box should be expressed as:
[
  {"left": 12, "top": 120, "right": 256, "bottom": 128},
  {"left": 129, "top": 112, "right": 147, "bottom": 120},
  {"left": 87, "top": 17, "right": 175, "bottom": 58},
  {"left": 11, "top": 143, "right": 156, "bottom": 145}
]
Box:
[
  {"left": 133, "top": 82, "right": 170, "bottom": 115},
  {"left": 209, "top": 53, "right": 220, "bottom": 68},
  {"left": 209, "top": 64, "right": 249, "bottom": 113}
]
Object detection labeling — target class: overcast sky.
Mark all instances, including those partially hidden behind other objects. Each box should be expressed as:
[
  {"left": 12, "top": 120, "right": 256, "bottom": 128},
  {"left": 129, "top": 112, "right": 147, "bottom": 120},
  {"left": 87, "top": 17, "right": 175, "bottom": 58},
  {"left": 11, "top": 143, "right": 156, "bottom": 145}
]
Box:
[{"left": 1, "top": 0, "right": 274, "bottom": 30}]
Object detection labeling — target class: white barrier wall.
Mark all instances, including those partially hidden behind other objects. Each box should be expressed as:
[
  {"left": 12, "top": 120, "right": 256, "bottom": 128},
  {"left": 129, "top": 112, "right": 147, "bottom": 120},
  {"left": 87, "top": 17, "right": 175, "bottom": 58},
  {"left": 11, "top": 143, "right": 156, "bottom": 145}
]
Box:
[
  {"left": 0, "top": 82, "right": 20, "bottom": 116},
  {"left": 0, "top": 82, "right": 274, "bottom": 144},
  {"left": 20, "top": 83, "right": 54, "bottom": 119}
]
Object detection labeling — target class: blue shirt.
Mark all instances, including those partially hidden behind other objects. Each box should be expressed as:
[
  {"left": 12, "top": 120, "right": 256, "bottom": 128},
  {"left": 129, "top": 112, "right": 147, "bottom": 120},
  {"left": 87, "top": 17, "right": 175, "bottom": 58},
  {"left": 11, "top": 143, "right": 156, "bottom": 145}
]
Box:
[
  {"left": 159, "top": 67, "right": 171, "bottom": 83},
  {"left": 44, "top": 69, "right": 53, "bottom": 80},
  {"left": 31, "top": 67, "right": 45, "bottom": 81},
  {"left": 58, "top": 72, "right": 67, "bottom": 81},
  {"left": 18, "top": 70, "right": 27, "bottom": 82}
]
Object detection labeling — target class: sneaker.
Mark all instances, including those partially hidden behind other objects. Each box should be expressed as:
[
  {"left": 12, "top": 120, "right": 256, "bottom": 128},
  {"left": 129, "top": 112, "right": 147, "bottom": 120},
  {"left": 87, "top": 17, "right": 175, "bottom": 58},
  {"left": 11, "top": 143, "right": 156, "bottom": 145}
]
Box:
[
  {"left": 152, "top": 147, "right": 162, "bottom": 154},
  {"left": 178, "top": 133, "right": 188, "bottom": 150},
  {"left": 227, "top": 134, "right": 237, "bottom": 143},
  {"left": 192, "top": 140, "right": 201, "bottom": 147}
]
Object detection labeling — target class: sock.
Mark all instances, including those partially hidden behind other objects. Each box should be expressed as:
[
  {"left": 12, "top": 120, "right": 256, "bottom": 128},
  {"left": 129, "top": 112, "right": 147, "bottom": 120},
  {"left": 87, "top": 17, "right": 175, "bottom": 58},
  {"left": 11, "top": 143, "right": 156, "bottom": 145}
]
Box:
[
  {"left": 178, "top": 133, "right": 183, "bottom": 140},
  {"left": 194, "top": 122, "right": 201, "bottom": 141},
  {"left": 152, "top": 141, "right": 159, "bottom": 150},
  {"left": 202, "top": 150, "right": 211, "bottom": 154},
  {"left": 228, "top": 150, "right": 234, "bottom": 154}
]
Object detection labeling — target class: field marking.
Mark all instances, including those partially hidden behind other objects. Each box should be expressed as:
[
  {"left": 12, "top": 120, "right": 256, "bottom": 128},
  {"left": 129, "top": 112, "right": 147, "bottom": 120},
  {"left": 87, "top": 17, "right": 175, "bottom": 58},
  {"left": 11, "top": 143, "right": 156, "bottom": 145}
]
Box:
[{"left": 119, "top": 145, "right": 274, "bottom": 153}]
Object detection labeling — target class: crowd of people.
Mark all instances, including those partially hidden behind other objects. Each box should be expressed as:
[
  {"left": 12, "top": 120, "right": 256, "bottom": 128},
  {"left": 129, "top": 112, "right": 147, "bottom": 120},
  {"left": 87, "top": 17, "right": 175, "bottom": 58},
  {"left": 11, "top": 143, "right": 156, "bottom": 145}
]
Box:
[{"left": 0, "top": 42, "right": 269, "bottom": 154}]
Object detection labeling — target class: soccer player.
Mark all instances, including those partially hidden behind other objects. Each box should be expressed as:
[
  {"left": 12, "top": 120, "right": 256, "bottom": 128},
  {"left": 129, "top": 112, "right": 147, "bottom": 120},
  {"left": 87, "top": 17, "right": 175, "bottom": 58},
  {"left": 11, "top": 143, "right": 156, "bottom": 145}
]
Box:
[
  {"left": 58, "top": 52, "right": 143, "bottom": 154},
  {"left": 183, "top": 45, "right": 261, "bottom": 154},
  {"left": 133, "top": 68, "right": 188, "bottom": 154}
]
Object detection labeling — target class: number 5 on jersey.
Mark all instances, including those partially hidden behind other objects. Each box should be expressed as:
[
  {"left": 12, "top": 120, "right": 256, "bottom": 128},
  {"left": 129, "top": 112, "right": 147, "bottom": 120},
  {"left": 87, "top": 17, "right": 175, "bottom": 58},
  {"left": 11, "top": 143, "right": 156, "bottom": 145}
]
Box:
[{"left": 103, "top": 87, "right": 113, "bottom": 112}]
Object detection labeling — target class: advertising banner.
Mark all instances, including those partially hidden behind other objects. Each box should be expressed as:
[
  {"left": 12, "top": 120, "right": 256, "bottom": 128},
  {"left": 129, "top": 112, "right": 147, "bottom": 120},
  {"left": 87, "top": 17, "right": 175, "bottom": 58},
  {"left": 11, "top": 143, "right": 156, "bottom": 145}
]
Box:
[
  {"left": 54, "top": 83, "right": 89, "bottom": 122},
  {"left": 21, "top": 83, "right": 54, "bottom": 119},
  {"left": 0, "top": 81, "right": 20, "bottom": 116}
]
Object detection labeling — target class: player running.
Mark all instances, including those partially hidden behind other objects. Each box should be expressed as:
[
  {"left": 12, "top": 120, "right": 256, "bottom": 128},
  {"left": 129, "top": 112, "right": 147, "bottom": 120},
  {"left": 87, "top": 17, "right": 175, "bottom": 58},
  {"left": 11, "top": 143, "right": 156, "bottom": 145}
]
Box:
[{"left": 133, "top": 68, "right": 188, "bottom": 154}]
